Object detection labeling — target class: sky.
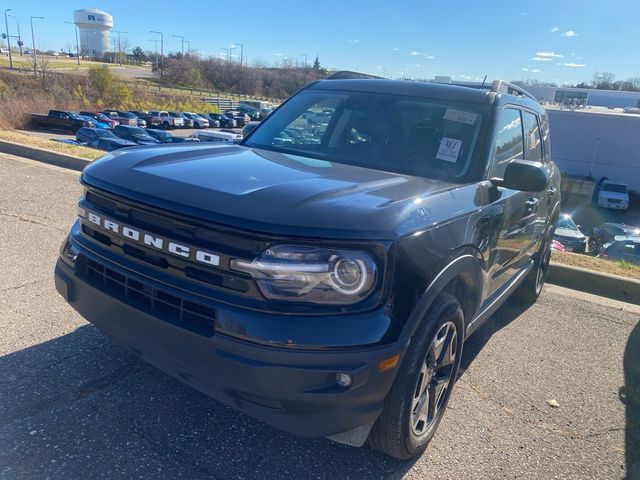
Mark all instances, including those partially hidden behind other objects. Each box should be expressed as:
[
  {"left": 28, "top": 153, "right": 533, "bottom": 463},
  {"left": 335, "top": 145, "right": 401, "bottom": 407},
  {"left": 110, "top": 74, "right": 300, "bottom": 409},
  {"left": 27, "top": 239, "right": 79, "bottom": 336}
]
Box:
[{"left": 1, "top": 0, "right": 638, "bottom": 85}]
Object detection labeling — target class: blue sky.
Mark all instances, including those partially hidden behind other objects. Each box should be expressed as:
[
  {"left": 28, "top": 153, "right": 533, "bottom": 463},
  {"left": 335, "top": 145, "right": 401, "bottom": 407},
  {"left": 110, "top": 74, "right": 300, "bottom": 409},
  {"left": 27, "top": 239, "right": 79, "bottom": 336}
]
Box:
[{"left": 2, "top": 0, "right": 638, "bottom": 84}]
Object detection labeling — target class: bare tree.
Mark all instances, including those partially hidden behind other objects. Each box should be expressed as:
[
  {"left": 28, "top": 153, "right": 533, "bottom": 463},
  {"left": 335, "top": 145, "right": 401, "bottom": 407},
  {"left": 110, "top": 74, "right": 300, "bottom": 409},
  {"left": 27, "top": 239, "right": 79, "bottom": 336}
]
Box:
[{"left": 28, "top": 55, "right": 53, "bottom": 87}]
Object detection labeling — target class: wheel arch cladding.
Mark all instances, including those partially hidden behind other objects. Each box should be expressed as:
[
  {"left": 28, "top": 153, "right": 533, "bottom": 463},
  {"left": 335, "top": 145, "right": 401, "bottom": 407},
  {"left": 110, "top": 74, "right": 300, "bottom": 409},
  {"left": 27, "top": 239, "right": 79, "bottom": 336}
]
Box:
[{"left": 401, "top": 253, "right": 483, "bottom": 342}]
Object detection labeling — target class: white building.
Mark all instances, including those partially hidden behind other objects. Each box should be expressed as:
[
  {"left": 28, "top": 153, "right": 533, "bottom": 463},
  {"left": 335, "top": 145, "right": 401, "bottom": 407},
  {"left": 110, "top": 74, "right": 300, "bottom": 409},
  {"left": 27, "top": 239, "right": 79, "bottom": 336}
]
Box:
[
  {"left": 547, "top": 107, "right": 640, "bottom": 192},
  {"left": 73, "top": 8, "right": 113, "bottom": 58}
]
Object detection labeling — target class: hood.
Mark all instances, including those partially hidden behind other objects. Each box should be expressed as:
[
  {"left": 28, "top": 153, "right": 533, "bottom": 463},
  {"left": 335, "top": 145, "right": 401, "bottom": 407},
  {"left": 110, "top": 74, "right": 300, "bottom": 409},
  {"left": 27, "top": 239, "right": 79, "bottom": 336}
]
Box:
[
  {"left": 82, "top": 145, "right": 481, "bottom": 239},
  {"left": 554, "top": 227, "right": 584, "bottom": 239}
]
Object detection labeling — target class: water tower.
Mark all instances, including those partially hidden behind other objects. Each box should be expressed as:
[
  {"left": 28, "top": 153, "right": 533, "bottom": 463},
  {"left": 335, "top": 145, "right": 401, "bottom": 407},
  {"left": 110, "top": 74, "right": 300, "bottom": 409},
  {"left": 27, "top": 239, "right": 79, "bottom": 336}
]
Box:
[{"left": 73, "top": 8, "right": 113, "bottom": 58}]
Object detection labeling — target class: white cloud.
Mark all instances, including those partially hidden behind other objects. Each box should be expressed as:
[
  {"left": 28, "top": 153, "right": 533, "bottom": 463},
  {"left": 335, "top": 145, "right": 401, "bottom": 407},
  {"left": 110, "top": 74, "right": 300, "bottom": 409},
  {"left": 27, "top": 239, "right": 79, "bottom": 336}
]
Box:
[
  {"left": 550, "top": 26, "right": 560, "bottom": 32},
  {"left": 424, "top": 55, "right": 436, "bottom": 59},
  {"left": 521, "top": 68, "right": 530, "bottom": 71},
  {"left": 531, "top": 69, "right": 541, "bottom": 73},
  {"left": 393, "top": 47, "right": 401, "bottom": 51},
  {"left": 561, "top": 62, "right": 585, "bottom": 67},
  {"left": 348, "top": 39, "right": 360, "bottom": 43},
  {"left": 536, "top": 51, "right": 563, "bottom": 58},
  {"left": 273, "top": 53, "right": 283, "bottom": 56},
  {"left": 409, "top": 51, "right": 421, "bottom": 56},
  {"left": 531, "top": 57, "right": 552, "bottom": 61},
  {"left": 561, "top": 30, "right": 577, "bottom": 37}
]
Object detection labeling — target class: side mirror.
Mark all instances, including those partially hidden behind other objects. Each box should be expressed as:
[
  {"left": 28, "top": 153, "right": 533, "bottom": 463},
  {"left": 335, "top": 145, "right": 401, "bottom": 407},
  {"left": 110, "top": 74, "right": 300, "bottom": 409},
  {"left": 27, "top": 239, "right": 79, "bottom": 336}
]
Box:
[{"left": 491, "top": 159, "right": 549, "bottom": 192}]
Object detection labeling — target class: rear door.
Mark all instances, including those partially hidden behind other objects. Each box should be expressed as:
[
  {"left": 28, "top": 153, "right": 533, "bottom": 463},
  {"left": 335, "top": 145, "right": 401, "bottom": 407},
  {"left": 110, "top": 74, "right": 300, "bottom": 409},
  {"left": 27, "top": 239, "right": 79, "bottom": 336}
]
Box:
[{"left": 486, "top": 107, "right": 540, "bottom": 296}]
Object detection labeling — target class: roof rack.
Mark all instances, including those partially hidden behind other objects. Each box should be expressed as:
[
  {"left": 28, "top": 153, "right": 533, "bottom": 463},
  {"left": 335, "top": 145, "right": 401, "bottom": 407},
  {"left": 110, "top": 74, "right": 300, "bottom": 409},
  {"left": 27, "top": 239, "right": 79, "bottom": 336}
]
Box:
[
  {"left": 326, "top": 70, "right": 384, "bottom": 80},
  {"left": 489, "top": 80, "right": 537, "bottom": 101},
  {"left": 445, "top": 79, "right": 537, "bottom": 101}
]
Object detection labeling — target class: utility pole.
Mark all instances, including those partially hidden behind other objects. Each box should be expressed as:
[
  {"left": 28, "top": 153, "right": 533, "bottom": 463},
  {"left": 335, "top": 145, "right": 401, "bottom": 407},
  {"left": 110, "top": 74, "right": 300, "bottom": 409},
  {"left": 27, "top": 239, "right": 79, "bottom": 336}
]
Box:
[
  {"left": 173, "top": 34, "right": 184, "bottom": 56},
  {"left": 4, "top": 9, "right": 13, "bottom": 69},
  {"left": 228, "top": 46, "right": 236, "bottom": 63},
  {"left": 184, "top": 40, "right": 191, "bottom": 55},
  {"left": 8, "top": 15, "right": 21, "bottom": 55},
  {"left": 150, "top": 30, "right": 164, "bottom": 78},
  {"left": 234, "top": 43, "right": 244, "bottom": 67},
  {"left": 65, "top": 22, "right": 80, "bottom": 66},
  {"left": 30, "top": 16, "right": 43, "bottom": 75},
  {"left": 300, "top": 53, "right": 307, "bottom": 68},
  {"left": 112, "top": 30, "right": 127, "bottom": 65},
  {"left": 220, "top": 48, "right": 229, "bottom": 62}
]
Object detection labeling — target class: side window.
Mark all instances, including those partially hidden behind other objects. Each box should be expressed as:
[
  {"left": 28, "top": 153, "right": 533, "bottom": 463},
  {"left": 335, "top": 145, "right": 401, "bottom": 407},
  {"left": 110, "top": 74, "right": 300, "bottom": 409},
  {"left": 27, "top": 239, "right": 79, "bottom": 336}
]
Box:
[
  {"left": 491, "top": 108, "right": 524, "bottom": 178},
  {"left": 522, "top": 111, "right": 543, "bottom": 162}
]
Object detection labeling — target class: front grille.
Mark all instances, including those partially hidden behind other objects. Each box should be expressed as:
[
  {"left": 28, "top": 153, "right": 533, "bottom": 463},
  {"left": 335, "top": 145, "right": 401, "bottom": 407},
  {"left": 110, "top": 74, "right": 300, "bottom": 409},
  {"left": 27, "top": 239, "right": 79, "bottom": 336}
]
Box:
[{"left": 81, "top": 256, "right": 215, "bottom": 337}]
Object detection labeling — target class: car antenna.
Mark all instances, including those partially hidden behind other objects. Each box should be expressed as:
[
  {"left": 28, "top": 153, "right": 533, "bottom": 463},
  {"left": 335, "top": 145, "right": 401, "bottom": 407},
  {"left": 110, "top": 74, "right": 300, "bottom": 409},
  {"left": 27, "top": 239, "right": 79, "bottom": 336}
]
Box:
[{"left": 480, "top": 75, "right": 487, "bottom": 88}]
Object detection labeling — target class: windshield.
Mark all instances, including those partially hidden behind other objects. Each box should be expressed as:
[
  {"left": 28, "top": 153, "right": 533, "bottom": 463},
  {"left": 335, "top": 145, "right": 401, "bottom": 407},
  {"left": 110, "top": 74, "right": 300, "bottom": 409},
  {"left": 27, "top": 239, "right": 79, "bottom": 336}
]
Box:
[
  {"left": 95, "top": 129, "right": 116, "bottom": 138},
  {"left": 245, "top": 89, "right": 486, "bottom": 181},
  {"left": 68, "top": 112, "right": 83, "bottom": 120},
  {"left": 602, "top": 183, "right": 628, "bottom": 193},
  {"left": 557, "top": 216, "right": 578, "bottom": 230},
  {"left": 95, "top": 113, "right": 110, "bottom": 121}
]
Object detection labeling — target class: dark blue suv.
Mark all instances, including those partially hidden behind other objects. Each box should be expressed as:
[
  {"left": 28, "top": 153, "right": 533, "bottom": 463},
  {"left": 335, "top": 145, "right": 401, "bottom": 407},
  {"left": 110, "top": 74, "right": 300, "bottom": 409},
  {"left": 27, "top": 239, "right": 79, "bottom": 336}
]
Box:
[{"left": 55, "top": 76, "right": 560, "bottom": 459}]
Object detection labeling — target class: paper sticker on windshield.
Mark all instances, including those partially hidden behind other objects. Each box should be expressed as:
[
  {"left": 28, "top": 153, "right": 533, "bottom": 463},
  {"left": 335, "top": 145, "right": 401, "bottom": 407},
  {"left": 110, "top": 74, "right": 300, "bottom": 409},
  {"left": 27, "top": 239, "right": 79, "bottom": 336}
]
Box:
[
  {"left": 436, "top": 137, "right": 462, "bottom": 163},
  {"left": 444, "top": 109, "right": 477, "bottom": 125}
]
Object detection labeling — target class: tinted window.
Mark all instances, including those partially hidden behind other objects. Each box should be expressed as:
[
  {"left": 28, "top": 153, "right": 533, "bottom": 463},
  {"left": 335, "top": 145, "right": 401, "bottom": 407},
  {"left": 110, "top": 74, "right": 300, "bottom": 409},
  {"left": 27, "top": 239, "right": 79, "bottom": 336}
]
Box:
[
  {"left": 245, "top": 90, "right": 485, "bottom": 182},
  {"left": 522, "top": 111, "right": 543, "bottom": 162},
  {"left": 602, "top": 183, "right": 628, "bottom": 193},
  {"left": 491, "top": 108, "right": 523, "bottom": 178}
]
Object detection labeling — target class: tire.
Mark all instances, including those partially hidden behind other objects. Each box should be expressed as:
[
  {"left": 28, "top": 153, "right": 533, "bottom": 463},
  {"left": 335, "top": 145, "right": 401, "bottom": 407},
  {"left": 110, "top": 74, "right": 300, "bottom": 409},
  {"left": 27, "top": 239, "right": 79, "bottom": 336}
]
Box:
[
  {"left": 514, "top": 233, "right": 552, "bottom": 304},
  {"left": 369, "top": 293, "right": 464, "bottom": 460},
  {"left": 162, "top": 121, "right": 170, "bottom": 130}
]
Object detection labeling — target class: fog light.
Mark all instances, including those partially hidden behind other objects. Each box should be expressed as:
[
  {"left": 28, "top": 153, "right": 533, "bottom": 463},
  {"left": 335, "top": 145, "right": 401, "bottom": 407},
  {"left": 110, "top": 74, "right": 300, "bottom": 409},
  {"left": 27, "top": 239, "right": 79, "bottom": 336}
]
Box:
[{"left": 336, "top": 373, "right": 352, "bottom": 388}]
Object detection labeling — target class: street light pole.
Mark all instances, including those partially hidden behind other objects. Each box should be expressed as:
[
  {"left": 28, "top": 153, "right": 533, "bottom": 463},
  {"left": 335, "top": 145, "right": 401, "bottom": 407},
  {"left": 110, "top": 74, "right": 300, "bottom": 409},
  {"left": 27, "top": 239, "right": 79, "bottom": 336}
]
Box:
[
  {"left": 8, "top": 15, "right": 21, "bottom": 55},
  {"left": 173, "top": 34, "right": 184, "bottom": 56},
  {"left": 228, "top": 46, "right": 235, "bottom": 63},
  {"left": 234, "top": 43, "right": 243, "bottom": 67},
  {"left": 112, "top": 30, "right": 127, "bottom": 65},
  {"left": 220, "top": 48, "right": 229, "bottom": 62},
  {"left": 150, "top": 31, "right": 164, "bottom": 78},
  {"left": 184, "top": 40, "right": 190, "bottom": 55},
  {"left": 300, "top": 53, "right": 307, "bottom": 68},
  {"left": 65, "top": 22, "right": 80, "bottom": 66},
  {"left": 4, "top": 9, "right": 13, "bottom": 69},
  {"left": 30, "top": 16, "right": 43, "bottom": 75}
]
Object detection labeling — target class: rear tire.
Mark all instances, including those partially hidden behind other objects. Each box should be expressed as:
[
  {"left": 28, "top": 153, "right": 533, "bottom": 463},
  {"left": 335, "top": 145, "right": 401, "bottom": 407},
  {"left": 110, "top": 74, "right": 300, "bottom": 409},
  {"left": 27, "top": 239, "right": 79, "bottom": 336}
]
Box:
[
  {"left": 514, "top": 233, "right": 552, "bottom": 304},
  {"left": 368, "top": 293, "right": 464, "bottom": 460}
]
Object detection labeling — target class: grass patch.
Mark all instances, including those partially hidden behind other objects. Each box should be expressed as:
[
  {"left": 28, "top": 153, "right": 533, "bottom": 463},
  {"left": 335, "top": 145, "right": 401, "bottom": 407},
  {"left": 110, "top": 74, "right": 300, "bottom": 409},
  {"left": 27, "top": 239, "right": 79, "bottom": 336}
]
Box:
[
  {"left": 552, "top": 251, "right": 640, "bottom": 281},
  {"left": 0, "top": 130, "right": 102, "bottom": 160}
]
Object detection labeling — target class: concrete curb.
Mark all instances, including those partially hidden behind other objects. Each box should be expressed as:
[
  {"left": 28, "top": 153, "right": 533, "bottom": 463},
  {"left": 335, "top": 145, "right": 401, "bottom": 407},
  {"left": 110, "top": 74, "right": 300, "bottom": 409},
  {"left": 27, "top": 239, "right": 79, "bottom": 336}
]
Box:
[
  {"left": 0, "top": 139, "right": 90, "bottom": 172},
  {"left": 548, "top": 262, "right": 640, "bottom": 306}
]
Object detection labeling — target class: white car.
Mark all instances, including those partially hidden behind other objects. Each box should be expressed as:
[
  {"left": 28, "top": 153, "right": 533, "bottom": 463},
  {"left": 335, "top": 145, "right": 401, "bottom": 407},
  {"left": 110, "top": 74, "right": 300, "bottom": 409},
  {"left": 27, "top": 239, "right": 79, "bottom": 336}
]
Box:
[
  {"left": 191, "top": 131, "right": 241, "bottom": 143},
  {"left": 597, "top": 180, "right": 630, "bottom": 210}
]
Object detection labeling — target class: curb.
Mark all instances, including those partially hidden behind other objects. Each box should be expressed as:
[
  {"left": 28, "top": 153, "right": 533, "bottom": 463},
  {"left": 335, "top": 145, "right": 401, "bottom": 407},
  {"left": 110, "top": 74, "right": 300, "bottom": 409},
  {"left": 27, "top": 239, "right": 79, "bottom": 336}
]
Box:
[
  {"left": 548, "top": 262, "right": 640, "bottom": 306},
  {"left": 0, "top": 139, "right": 90, "bottom": 172}
]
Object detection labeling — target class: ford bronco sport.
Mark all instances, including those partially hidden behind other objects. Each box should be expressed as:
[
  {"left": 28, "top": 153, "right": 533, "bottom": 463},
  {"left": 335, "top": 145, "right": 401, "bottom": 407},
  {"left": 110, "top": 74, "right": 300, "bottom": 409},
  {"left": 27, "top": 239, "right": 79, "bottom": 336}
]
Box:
[{"left": 55, "top": 76, "right": 560, "bottom": 459}]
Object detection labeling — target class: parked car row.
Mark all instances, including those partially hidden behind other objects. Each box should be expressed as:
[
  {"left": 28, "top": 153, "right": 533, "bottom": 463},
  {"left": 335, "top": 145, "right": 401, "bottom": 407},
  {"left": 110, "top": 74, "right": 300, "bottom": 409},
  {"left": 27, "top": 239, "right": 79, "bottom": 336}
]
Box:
[
  {"left": 30, "top": 108, "right": 253, "bottom": 133},
  {"left": 552, "top": 213, "right": 640, "bottom": 264}
]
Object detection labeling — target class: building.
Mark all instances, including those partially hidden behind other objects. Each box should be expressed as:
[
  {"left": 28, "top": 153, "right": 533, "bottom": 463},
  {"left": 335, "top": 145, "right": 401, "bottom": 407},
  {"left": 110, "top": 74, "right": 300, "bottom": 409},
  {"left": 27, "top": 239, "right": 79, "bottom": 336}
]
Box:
[
  {"left": 547, "top": 106, "right": 640, "bottom": 192},
  {"left": 73, "top": 8, "right": 113, "bottom": 58},
  {"left": 527, "top": 85, "right": 640, "bottom": 109}
]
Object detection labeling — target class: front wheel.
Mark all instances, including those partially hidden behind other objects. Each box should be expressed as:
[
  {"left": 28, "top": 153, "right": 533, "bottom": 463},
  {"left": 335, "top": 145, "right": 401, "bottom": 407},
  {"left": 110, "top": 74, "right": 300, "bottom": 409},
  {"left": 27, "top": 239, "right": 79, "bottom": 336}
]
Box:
[{"left": 369, "top": 293, "right": 464, "bottom": 460}]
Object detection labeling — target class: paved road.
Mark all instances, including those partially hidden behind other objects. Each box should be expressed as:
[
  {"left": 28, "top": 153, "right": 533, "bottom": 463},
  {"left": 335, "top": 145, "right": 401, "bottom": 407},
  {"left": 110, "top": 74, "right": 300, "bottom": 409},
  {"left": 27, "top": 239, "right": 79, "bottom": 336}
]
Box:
[{"left": 0, "top": 154, "right": 638, "bottom": 480}]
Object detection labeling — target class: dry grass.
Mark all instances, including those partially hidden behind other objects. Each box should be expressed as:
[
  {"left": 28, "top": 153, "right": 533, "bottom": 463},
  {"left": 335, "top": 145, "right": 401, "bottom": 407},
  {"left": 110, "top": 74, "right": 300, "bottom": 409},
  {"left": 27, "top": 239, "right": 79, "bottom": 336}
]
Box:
[
  {"left": 552, "top": 251, "right": 640, "bottom": 281},
  {"left": 0, "top": 130, "right": 102, "bottom": 160}
]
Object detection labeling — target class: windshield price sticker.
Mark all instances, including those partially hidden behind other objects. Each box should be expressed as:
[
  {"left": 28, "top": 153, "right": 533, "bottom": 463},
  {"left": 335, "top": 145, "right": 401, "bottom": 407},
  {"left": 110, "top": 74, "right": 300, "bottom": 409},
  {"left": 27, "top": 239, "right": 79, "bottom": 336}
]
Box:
[
  {"left": 444, "top": 109, "right": 477, "bottom": 125},
  {"left": 436, "top": 137, "right": 463, "bottom": 163}
]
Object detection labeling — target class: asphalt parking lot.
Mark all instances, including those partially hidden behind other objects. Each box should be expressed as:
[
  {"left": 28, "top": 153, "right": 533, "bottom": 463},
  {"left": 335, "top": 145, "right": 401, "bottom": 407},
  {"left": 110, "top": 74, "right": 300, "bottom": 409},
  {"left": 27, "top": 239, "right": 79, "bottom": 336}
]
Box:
[
  {"left": 18, "top": 127, "right": 242, "bottom": 143},
  {"left": 1, "top": 153, "right": 638, "bottom": 480}
]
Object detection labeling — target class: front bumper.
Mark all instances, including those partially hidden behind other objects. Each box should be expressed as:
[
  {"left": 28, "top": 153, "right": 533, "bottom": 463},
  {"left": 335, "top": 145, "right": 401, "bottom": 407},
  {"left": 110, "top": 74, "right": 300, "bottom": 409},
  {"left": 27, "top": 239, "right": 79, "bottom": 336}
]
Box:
[{"left": 54, "top": 249, "right": 405, "bottom": 438}]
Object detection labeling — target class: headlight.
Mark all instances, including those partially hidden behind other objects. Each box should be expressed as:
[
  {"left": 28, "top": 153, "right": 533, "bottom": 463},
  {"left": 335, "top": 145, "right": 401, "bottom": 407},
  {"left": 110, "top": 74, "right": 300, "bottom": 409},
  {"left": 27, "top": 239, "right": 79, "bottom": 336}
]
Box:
[{"left": 230, "top": 245, "right": 377, "bottom": 305}]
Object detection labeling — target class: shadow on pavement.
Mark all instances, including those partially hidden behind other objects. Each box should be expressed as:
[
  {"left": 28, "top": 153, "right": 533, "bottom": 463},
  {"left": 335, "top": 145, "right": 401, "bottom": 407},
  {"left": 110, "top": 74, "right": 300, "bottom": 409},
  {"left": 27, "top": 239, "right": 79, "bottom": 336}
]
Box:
[
  {"left": 459, "top": 296, "right": 531, "bottom": 375},
  {"left": 0, "top": 325, "right": 417, "bottom": 480},
  {"left": 623, "top": 320, "right": 640, "bottom": 480}
]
